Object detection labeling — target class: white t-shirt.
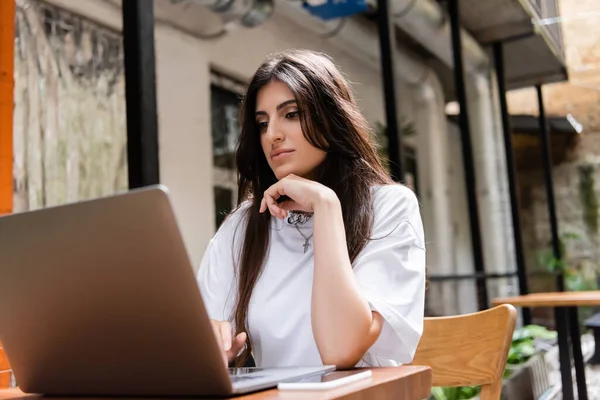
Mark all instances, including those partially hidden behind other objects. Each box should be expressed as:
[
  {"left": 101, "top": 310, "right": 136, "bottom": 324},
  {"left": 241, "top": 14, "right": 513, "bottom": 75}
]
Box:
[{"left": 196, "top": 184, "right": 426, "bottom": 367}]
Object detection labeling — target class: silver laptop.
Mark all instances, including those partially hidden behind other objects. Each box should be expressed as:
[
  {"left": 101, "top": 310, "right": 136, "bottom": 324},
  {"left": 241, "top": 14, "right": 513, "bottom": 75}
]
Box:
[{"left": 0, "top": 185, "right": 334, "bottom": 396}]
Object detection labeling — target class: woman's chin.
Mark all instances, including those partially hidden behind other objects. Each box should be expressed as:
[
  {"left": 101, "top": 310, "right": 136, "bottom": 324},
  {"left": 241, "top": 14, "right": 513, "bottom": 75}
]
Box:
[
  {"left": 274, "top": 166, "right": 297, "bottom": 180},
  {"left": 272, "top": 161, "right": 322, "bottom": 180},
  {"left": 274, "top": 166, "right": 319, "bottom": 181},
  {"left": 275, "top": 172, "right": 292, "bottom": 180}
]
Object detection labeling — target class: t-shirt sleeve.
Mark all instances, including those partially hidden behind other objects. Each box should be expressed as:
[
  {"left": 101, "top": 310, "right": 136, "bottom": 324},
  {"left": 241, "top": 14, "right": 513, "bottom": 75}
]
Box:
[
  {"left": 353, "top": 185, "right": 426, "bottom": 367},
  {"left": 196, "top": 205, "right": 247, "bottom": 323}
]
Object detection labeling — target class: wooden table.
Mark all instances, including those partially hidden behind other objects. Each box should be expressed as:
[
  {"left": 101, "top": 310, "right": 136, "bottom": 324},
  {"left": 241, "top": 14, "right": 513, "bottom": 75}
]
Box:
[
  {"left": 0, "top": 366, "right": 432, "bottom": 400},
  {"left": 493, "top": 291, "right": 600, "bottom": 400}
]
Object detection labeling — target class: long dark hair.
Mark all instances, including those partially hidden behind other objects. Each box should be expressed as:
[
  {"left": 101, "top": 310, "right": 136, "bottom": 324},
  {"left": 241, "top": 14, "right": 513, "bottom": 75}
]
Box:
[{"left": 233, "top": 49, "right": 393, "bottom": 365}]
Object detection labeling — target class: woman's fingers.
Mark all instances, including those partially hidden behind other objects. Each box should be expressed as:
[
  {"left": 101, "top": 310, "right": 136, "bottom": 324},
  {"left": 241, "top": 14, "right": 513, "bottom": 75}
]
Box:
[
  {"left": 260, "top": 176, "right": 316, "bottom": 217},
  {"left": 265, "top": 193, "right": 282, "bottom": 218},
  {"left": 208, "top": 321, "right": 249, "bottom": 365},
  {"left": 210, "top": 320, "right": 230, "bottom": 367},
  {"left": 278, "top": 199, "right": 309, "bottom": 213},
  {"left": 261, "top": 183, "right": 287, "bottom": 219},
  {"left": 260, "top": 180, "right": 299, "bottom": 219},
  {"left": 227, "top": 332, "right": 248, "bottom": 362},
  {"left": 219, "top": 321, "right": 233, "bottom": 351},
  {"left": 260, "top": 195, "right": 282, "bottom": 218},
  {"left": 260, "top": 197, "right": 267, "bottom": 213}
]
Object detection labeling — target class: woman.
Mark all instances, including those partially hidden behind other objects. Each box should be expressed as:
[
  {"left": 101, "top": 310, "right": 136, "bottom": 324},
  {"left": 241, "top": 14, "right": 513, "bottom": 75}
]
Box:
[{"left": 197, "top": 49, "right": 426, "bottom": 369}]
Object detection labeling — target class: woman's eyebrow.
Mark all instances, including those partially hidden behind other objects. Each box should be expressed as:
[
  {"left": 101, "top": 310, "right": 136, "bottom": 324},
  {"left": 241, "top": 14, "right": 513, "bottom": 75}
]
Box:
[{"left": 255, "top": 99, "right": 297, "bottom": 116}]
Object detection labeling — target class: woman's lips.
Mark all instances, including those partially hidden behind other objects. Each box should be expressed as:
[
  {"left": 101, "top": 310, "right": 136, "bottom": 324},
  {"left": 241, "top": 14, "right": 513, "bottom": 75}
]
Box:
[{"left": 271, "top": 149, "right": 295, "bottom": 160}]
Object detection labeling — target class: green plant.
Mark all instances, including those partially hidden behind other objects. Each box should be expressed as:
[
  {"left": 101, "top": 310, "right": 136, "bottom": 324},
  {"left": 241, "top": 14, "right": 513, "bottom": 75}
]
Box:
[
  {"left": 535, "top": 232, "right": 598, "bottom": 292},
  {"left": 506, "top": 325, "right": 556, "bottom": 367},
  {"left": 430, "top": 386, "right": 481, "bottom": 400},
  {"left": 565, "top": 270, "right": 598, "bottom": 292},
  {"left": 536, "top": 232, "right": 580, "bottom": 274}
]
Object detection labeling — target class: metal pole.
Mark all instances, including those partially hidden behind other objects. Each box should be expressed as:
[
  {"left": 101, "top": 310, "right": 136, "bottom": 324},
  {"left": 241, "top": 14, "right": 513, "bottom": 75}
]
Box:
[
  {"left": 569, "top": 307, "right": 588, "bottom": 400},
  {"left": 538, "top": 83, "right": 576, "bottom": 400},
  {"left": 376, "top": 0, "right": 404, "bottom": 182},
  {"left": 555, "top": 307, "right": 575, "bottom": 400},
  {"left": 122, "top": 0, "right": 160, "bottom": 189},
  {"left": 536, "top": 84, "right": 564, "bottom": 291},
  {"left": 0, "top": 0, "right": 15, "bottom": 215},
  {"left": 492, "top": 42, "right": 531, "bottom": 325},
  {"left": 448, "top": 0, "right": 488, "bottom": 310}
]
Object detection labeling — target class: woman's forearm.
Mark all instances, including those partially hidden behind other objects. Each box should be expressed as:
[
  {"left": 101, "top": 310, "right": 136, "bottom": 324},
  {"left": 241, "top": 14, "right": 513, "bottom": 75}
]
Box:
[{"left": 310, "top": 194, "right": 382, "bottom": 368}]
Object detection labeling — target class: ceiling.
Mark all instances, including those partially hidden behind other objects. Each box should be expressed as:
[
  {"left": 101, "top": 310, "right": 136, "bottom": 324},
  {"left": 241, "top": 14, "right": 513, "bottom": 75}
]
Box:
[
  {"left": 458, "top": 0, "right": 537, "bottom": 43},
  {"left": 423, "top": 0, "right": 568, "bottom": 101}
]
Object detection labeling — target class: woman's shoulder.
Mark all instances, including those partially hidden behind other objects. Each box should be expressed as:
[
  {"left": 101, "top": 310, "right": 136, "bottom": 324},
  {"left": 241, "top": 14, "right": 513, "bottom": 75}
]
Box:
[
  {"left": 371, "top": 184, "right": 420, "bottom": 211},
  {"left": 223, "top": 200, "right": 253, "bottom": 224},
  {"left": 213, "top": 201, "right": 253, "bottom": 241},
  {"left": 370, "top": 184, "right": 423, "bottom": 239},
  {"left": 202, "top": 201, "right": 253, "bottom": 267}
]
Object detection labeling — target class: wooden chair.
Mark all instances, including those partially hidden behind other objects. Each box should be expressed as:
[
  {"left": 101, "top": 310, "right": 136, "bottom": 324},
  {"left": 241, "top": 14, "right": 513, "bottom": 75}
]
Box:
[
  {"left": 408, "top": 304, "right": 517, "bottom": 400},
  {"left": 0, "top": 341, "right": 11, "bottom": 388}
]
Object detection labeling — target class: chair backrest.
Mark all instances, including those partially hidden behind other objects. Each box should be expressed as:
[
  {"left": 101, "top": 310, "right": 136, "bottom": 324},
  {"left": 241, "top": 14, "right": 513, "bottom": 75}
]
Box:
[
  {"left": 0, "top": 341, "right": 12, "bottom": 388},
  {"left": 408, "top": 304, "right": 517, "bottom": 400}
]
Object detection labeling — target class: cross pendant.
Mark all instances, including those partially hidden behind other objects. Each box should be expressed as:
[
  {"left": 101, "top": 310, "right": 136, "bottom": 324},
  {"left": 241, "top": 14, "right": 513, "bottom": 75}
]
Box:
[{"left": 303, "top": 239, "right": 310, "bottom": 254}]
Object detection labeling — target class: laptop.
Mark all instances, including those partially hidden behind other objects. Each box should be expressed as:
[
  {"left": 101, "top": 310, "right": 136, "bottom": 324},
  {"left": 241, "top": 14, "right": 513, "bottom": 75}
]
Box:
[{"left": 0, "top": 185, "right": 335, "bottom": 396}]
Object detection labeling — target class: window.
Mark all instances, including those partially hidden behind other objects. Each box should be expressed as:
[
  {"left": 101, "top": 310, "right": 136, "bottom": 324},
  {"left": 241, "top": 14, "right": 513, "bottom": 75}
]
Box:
[
  {"left": 211, "top": 85, "right": 242, "bottom": 170},
  {"left": 210, "top": 72, "right": 245, "bottom": 229},
  {"left": 213, "top": 186, "right": 234, "bottom": 228}
]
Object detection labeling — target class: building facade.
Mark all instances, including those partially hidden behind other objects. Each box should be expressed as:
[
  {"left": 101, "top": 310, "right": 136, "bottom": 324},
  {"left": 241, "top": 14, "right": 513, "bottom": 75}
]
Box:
[{"left": 11, "top": 0, "right": 566, "bottom": 317}]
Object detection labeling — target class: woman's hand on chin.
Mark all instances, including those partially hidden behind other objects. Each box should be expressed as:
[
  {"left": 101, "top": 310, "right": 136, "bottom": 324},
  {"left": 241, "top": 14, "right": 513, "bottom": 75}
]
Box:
[{"left": 259, "top": 174, "right": 339, "bottom": 219}]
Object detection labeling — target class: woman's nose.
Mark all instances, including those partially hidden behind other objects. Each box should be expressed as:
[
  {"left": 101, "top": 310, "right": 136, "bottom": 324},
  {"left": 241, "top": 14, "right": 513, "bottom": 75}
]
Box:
[{"left": 266, "top": 121, "right": 284, "bottom": 143}]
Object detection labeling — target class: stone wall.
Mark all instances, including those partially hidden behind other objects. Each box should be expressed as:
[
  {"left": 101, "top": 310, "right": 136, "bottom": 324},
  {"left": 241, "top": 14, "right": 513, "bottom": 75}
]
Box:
[
  {"left": 13, "top": 0, "right": 128, "bottom": 213},
  {"left": 506, "top": 0, "right": 600, "bottom": 322},
  {"left": 508, "top": 0, "right": 600, "bottom": 133},
  {"left": 517, "top": 144, "right": 600, "bottom": 284}
]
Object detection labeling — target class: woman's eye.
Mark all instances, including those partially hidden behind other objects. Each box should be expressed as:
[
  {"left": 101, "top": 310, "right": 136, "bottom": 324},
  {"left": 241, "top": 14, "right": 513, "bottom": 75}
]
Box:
[
  {"left": 286, "top": 111, "right": 299, "bottom": 119},
  {"left": 257, "top": 121, "right": 268, "bottom": 130}
]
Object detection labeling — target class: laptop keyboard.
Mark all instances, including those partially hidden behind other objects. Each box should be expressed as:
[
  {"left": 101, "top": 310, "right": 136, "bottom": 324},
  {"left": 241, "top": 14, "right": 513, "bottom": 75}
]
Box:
[
  {"left": 229, "top": 374, "right": 265, "bottom": 383},
  {"left": 228, "top": 367, "right": 268, "bottom": 382}
]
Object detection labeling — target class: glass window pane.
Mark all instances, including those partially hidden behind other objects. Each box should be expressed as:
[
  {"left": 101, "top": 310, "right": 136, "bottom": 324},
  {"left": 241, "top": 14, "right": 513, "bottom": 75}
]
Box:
[
  {"left": 214, "top": 186, "right": 233, "bottom": 229},
  {"left": 211, "top": 85, "right": 242, "bottom": 170}
]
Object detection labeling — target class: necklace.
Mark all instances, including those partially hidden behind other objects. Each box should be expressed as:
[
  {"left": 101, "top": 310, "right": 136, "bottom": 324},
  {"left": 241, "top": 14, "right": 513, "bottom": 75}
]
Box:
[
  {"left": 295, "top": 224, "right": 314, "bottom": 254},
  {"left": 287, "top": 211, "right": 314, "bottom": 253}
]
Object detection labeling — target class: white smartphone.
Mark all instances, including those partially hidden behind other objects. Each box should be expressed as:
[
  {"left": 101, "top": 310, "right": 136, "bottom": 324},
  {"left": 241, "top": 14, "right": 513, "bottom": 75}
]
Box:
[{"left": 277, "top": 370, "right": 372, "bottom": 391}]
